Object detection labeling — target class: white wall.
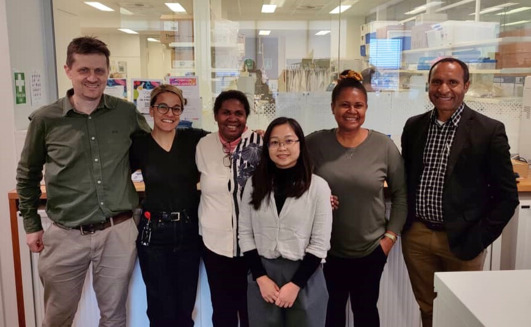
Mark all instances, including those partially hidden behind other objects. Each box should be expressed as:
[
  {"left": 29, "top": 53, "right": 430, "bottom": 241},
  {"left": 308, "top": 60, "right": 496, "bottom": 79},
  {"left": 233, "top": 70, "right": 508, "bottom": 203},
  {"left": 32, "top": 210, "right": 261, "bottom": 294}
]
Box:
[
  {"left": 53, "top": 0, "right": 82, "bottom": 96},
  {"left": 97, "top": 33, "right": 142, "bottom": 102},
  {"left": 1, "top": 1, "right": 57, "bottom": 326},
  {"left": 146, "top": 41, "right": 169, "bottom": 79},
  {"left": 98, "top": 34, "right": 142, "bottom": 79},
  {"left": 0, "top": 1, "right": 17, "bottom": 326},
  {"left": 8, "top": 0, "right": 54, "bottom": 130}
]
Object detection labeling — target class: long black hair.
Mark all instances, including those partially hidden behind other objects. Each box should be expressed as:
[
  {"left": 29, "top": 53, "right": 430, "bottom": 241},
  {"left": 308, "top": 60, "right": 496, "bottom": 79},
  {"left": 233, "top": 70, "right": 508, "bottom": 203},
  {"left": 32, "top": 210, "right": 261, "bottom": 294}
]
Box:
[{"left": 250, "top": 117, "right": 313, "bottom": 210}]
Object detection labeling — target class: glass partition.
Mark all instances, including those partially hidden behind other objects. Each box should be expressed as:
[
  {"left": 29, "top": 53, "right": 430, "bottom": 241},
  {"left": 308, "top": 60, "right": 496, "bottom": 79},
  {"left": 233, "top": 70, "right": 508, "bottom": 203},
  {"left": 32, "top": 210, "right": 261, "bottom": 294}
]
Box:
[{"left": 52, "top": 0, "right": 531, "bottom": 151}]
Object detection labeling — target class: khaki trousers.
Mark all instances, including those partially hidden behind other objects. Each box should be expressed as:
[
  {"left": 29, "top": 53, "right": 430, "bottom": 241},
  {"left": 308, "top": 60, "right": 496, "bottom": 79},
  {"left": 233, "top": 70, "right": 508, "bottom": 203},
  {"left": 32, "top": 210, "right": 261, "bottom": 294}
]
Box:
[
  {"left": 402, "top": 222, "right": 486, "bottom": 327},
  {"left": 38, "top": 218, "right": 138, "bottom": 327}
]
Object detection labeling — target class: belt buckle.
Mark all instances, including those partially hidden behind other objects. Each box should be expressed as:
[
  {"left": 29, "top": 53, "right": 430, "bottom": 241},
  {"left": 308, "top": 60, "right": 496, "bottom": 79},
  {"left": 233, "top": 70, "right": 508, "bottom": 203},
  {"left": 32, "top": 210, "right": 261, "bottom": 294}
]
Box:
[
  {"left": 170, "top": 212, "right": 181, "bottom": 222},
  {"left": 79, "top": 225, "right": 96, "bottom": 235}
]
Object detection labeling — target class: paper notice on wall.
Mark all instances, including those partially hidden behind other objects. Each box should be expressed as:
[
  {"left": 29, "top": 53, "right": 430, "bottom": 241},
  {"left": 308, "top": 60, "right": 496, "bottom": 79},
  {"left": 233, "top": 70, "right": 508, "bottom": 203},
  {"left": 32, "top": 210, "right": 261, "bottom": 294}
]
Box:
[
  {"left": 105, "top": 78, "right": 128, "bottom": 99},
  {"left": 132, "top": 79, "right": 162, "bottom": 115},
  {"left": 30, "top": 71, "right": 43, "bottom": 106},
  {"left": 168, "top": 76, "right": 201, "bottom": 128}
]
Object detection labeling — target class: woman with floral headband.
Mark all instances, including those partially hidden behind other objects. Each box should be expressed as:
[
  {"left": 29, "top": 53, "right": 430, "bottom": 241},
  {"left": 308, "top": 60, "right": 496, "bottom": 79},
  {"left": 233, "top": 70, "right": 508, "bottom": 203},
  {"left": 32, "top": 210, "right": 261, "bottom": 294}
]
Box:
[{"left": 306, "top": 70, "right": 407, "bottom": 327}]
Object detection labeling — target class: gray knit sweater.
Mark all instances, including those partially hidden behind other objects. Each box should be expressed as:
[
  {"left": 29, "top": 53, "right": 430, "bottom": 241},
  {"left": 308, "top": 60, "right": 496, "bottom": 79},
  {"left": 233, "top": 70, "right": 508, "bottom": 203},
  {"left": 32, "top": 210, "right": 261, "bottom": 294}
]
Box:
[{"left": 307, "top": 129, "right": 407, "bottom": 258}]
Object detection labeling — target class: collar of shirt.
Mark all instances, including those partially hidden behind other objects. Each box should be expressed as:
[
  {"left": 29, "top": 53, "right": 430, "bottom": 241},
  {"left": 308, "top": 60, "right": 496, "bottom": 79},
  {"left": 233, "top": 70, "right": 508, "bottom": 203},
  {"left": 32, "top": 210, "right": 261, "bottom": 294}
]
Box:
[
  {"left": 219, "top": 127, "right": 248, "bottom": 153},
  {"left": 430, "top": 103, "right": 465, "bottom": 128},
  {"left": 61, "top": 88, "right": 112, "bottom": 116}
]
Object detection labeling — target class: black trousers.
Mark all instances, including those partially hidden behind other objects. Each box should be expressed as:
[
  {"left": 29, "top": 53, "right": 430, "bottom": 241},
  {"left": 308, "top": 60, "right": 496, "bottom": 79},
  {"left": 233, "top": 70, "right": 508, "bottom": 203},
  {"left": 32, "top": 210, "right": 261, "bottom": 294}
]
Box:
[
  {"left": 137, "top": 219, "right": 200, "bottom": 327},
  {"left": 324, "top": 246, "right": 388, "bottom": 327},
  {"left": 202, "top": 244, "right": 249, "bottom": 327}
]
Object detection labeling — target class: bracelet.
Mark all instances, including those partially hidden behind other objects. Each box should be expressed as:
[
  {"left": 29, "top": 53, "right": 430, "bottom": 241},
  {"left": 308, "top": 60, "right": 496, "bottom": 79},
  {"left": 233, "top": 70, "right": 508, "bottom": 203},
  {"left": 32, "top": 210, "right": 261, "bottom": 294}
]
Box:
[{"left": 384, "top": 232, "right": 397, "bottom": 243}]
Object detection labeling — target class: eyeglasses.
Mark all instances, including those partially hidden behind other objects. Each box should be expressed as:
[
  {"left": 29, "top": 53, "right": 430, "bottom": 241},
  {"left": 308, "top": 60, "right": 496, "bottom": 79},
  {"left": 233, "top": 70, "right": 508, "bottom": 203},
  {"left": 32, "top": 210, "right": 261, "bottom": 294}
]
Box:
[
  {"left": 223, "top": 153, "right": 232, "bottom": 168},
  {"left": 152, "top": 104, "right": 183, "bottom": 115},
  {"left": 268, "top": 139, "right": 300, "bottom": 149},
  {"left": 222, "top": 144, "right": 232, "bottom": 168}
]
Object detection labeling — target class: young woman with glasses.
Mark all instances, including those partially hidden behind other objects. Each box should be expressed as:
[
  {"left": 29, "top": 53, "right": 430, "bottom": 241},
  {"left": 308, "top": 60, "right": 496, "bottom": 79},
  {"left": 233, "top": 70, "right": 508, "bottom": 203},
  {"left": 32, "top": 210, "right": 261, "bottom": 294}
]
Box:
[
  {"left": 129, "top": 84, "right": 208, "bottom": 326},
  {"left": 238, "top": 117, "right": 333, "bottom": 327},
  {"left": 196, "top": 90, "right": 263, "bottom": 327}
]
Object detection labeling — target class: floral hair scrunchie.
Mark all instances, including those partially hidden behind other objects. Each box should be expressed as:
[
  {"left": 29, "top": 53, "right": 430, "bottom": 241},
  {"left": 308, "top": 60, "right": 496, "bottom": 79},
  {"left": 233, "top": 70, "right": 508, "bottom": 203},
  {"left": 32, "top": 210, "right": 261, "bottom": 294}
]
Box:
[{"left": 339, "top": 70, "right": 363, "bottom": 82}]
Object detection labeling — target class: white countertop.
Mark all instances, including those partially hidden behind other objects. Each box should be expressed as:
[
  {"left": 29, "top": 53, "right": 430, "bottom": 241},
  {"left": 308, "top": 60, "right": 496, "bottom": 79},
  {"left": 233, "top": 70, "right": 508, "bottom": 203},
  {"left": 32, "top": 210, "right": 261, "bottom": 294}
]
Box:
[{"left": 434, "top": 270, "right": 531, "bottom": 327}]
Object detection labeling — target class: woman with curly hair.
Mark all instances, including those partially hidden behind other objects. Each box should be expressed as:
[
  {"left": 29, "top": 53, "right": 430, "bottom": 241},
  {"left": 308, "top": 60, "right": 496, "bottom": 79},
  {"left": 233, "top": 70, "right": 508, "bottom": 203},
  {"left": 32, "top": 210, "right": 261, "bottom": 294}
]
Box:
[
  {"left": 196, "top": 90, "right": 263, "bottom": 327},
  {"left": 307, "top": 70, "right": 407, "bottom": 327}
]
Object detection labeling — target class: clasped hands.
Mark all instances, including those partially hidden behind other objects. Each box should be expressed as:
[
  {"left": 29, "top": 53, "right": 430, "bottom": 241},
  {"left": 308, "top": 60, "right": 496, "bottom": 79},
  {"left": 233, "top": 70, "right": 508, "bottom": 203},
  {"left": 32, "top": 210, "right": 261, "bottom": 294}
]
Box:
[{"left": 256, "top": 275, "right": 300, "bottom": 308}]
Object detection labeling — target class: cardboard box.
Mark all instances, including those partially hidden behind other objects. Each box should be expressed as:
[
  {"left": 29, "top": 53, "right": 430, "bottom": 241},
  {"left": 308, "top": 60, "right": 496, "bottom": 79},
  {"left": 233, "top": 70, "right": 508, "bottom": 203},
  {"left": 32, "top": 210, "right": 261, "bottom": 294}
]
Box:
[
  {"left": 499, "top": 42, "right": 531, "bottom": 54},
  {"left": 512, "top": 159, "right": 529, "bottom": 178},
  {"left": 160, "top": 19, "right": 194, "bottom": 43},
  {"left": 499, "top": 29, "right": 531, "bottom": 37},
  {"left": 411, "top": 23, "right": 433, "bottom": 49},
  {"left": 160, "top": 31, "right": 194, "bottom": 43},
  {"left": 496, "top": 52, "right": 531, "bottom": 68},
  {"left": 171, "top": 48, "right": 194, "bottom": 68},
  {"left": 502, "top": 53, "right": 531, "bottom": 68},
  {"left": 172, "top": 48, "right": 194, "bottom": 61}
]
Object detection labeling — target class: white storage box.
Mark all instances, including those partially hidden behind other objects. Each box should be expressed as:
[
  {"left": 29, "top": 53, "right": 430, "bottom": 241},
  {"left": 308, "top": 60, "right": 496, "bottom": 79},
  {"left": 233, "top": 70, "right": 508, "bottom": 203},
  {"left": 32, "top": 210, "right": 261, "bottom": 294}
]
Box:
[
  {"left": 431, "top": 21, "right": 499, "bottom": 46},
  {"left": 427, "top": 29, "right": 444, "bottom": 48}
]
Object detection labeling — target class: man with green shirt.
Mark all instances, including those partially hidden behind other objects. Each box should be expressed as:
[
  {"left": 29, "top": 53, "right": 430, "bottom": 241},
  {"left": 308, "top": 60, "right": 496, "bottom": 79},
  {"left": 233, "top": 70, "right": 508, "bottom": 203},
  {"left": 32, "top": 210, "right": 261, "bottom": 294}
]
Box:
[{"left": 16, "top": 36, "right": 149, "bottom": 327}]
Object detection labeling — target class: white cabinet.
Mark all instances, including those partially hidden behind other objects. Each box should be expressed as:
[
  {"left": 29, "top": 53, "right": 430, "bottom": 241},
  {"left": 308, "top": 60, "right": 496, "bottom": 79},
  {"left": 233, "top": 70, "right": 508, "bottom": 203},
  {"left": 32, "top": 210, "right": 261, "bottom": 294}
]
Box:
[
  {"left": 515, "top": 200, "right": 531, "bottom": 269},
  {"left": 433, "top": 270, "right": 531, "bottom": 327}
]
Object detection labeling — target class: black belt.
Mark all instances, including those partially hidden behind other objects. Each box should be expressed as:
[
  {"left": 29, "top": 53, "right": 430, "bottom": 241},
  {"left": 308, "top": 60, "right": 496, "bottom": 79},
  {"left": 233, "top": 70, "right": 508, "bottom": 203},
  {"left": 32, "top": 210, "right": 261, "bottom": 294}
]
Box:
[
  {"left": 54, "top": 211, "right": 133, "bottom": 235},
  {"left": 418, "top": 218, "right": 445, "bottom": 231},
  {"left": 143, "top": 210, "right": 189, "bottom": 223}
]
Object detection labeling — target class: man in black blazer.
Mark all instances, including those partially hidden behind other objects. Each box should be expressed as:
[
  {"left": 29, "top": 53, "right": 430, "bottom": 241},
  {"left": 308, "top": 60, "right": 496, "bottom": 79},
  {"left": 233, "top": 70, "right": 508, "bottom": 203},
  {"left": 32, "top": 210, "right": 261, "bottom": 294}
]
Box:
[{"left": 401, "top": 57, "right": 519, "bottom": 327}]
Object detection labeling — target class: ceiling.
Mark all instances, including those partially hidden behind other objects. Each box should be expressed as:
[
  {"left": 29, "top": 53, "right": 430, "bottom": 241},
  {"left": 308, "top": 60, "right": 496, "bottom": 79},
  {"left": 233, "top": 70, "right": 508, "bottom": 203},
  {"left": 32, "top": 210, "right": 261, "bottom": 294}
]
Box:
[{"left": 68, "top": 0, "right": 531, "bottom": 36}]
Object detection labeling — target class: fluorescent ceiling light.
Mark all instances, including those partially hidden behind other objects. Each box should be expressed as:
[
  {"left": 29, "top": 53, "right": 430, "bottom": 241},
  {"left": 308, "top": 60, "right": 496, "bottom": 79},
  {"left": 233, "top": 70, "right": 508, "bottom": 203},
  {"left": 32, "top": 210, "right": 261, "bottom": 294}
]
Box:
[
  {"left": 330, "top": 5, "right": 351, "bottom": 14},
  {"left": 259, "top": 30, "right": 271, "bottom": 36},
  {"left": 147, "top": 38, "right": 160, "bottom": 42},
  {"left": 120, "top": 7, "right": 134, "bottom": 15},
  {"left": 436, "top": 0, "right": 473, "bottom": 12},
  {"left": 497, "top": 7, "right": 531, "bottom": 15},
  {"left": 399, "top": 16, "right": 417, "bottom": 24},
  {"left": 469, "top": 2, "right": 517, "bottom": 15},
  {"left": 118, "top": 28, "right": 138, "bottom": 34},
  {"left": 165, "top": 3, "right": 186, "bottom": 13},
  {"left": 315, "top": 30, "right": 331, "bottom": 36},
  {"left": 262, "top": 5, "right": 277, "bottom": 13},
  {"left": 84, "top": 2, "right": 114, "bottom": 12},
  {"left": 405, "top": 1, "right": 443, "bottom": 15},
  {"left": 502, "top": 20, "right": 531, "bottom": 26}
]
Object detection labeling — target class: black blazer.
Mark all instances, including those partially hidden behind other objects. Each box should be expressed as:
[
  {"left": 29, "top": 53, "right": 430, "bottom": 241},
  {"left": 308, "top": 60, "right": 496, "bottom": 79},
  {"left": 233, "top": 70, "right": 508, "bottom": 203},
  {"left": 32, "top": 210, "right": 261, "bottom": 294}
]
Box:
[{"left": 401, "top": 105, "right": 519, "bottom": 260}]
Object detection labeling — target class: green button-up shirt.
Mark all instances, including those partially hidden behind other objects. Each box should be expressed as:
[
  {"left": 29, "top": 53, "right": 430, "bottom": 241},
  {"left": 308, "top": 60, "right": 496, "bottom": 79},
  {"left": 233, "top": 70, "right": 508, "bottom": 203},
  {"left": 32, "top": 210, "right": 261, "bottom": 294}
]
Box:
[{"left": 16, "top": 89, "right": 150, "bottom": 233}]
